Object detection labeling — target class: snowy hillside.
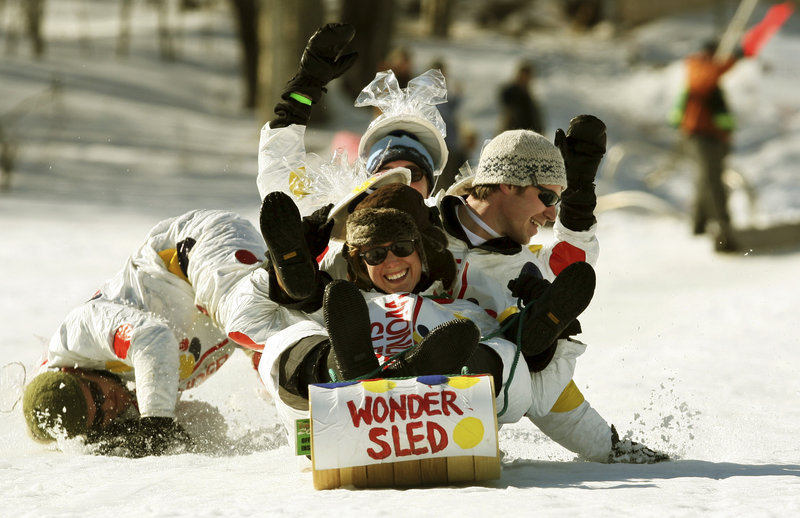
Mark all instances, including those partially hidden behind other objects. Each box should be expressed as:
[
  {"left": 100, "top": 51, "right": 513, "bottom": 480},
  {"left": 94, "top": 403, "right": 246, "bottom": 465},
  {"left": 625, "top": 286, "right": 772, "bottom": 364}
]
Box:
[{"left": 1, "top": 2, "right": 799, "bottom": 516}]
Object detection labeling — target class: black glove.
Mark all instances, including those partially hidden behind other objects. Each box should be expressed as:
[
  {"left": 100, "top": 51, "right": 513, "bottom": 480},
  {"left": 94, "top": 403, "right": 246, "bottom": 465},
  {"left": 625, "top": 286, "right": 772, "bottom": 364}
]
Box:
[
  {"left": 506, "top": 262, "right": 549, "bottom": 305},
  {"left": 272, "top": 24, "right": 358, "bottom": 128},
  {"left": 555, "top": 115, "right": 606, "bottom": 232},
  {"left": 301, "top": 203, "right": 334, "bottom": 259},
  {"left": 89, "top": 416, "right": 192, "bottom": 458}
]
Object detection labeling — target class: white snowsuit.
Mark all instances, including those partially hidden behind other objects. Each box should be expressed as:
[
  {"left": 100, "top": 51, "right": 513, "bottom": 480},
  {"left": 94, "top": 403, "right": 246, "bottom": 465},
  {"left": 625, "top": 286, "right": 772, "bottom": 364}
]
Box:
[
  {"left": 44, "top": 210, "right": 268, "bottom": 418},
  {"left": 438, "top": 194, "right": 612, "bottom": 462}
]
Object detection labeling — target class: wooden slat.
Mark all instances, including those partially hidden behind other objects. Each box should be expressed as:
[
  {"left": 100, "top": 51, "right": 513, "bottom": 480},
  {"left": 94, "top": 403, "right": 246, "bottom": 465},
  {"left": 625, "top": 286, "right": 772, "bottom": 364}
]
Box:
[
  {"left": 419, "top": 457, "right": 448, "bottom": 485},
  {"left": 446, "top": 455, "right": 475, "bottom": 483},
  {"left": 473, "top": 455, "right": 501, "bottom": 481},
  {"left": 365, "top": 463, "right": 394, "bottom": 488},
  {"left": 312, "top": 467, "right": 341, "bottom": 490},
  {"left": 393, "top": 459, "right": 422, "bottom": 486},
  {"left": 339, "top": 465, "right": 368, "bottom": 488}
]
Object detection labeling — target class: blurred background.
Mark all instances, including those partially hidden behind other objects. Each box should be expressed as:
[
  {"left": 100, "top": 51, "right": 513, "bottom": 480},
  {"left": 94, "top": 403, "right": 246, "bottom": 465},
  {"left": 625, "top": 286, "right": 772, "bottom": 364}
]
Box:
[{"left": 1, "top": 0, "right": 799, "bottom": 233}]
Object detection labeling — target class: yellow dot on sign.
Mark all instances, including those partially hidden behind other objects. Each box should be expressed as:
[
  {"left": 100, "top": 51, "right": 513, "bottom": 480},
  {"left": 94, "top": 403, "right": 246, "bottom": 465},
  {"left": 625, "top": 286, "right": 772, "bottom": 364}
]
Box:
[
  {"left": 448, "top": 376, "right": 480, "bottom": 389},
  {"left": 453, "top": 417, "right": 485, "bottom": 449},
  {"left": 361, "top": 379, "right": 396, "bottom": 393},
  {"left": 179, "top": 354, "right": 195, "bottom": 380}
]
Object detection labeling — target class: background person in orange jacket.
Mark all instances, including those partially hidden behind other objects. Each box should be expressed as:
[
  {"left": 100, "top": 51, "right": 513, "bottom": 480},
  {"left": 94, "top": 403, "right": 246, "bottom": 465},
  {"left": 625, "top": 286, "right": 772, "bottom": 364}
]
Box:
[{"left": 671, "top": 39, "right": 740, "bottom": 252}]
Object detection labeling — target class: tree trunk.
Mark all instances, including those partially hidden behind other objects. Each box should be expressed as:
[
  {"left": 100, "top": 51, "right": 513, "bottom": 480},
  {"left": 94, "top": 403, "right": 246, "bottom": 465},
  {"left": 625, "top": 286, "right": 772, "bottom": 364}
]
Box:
[
  {"left": 256, "top": 0, "right": 323, "bottom": 124},
  {"left": 339, "top": 0, "right": 395, "bottom": 99},
  {"left": 422, "top": 0, "right": 453, "bottom": 38},
  {"left": 228, "top": 0, "right": 260, "bottom": 109},
  {"left": 25, "top": 0, "right": 46, "bottom": 58}
]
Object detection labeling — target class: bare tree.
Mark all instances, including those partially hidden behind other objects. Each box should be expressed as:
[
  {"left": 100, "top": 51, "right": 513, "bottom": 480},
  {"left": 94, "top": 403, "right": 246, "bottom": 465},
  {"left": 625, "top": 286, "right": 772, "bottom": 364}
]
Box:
[
  {"left": 339, "top": 0, "right": 395, "bottom": 99},
  {"left": 228, "top": 0, "right": 260, "bottom": 109},
  {"left": 117, "top": 0, "right": 175, "bottom": 60},
  {"left": 422, "top": 0, "right": 454, "bottom": 38},
  {"left": 256, "top": 0, "right": 323, "bottom": 123}
]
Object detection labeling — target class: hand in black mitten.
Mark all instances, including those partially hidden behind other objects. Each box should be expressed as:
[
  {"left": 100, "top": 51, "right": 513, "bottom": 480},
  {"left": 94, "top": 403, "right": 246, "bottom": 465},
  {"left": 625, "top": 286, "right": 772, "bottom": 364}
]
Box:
[
  {"left": 273, "top": 24, "right": 358, "bottom": 128},
  {"left": 285, "top": 23, "right": 358, "bottom": 104},
  {"left": 90, "top": 417, "right": 191, "bottom": 458},
  {"left": 554, "top": 114, "right": 607, "bottom": 188},
  {"left": 555, "top": 115, "right": 606, "bottom": 231},
  {"left": 301, "top": 203, "right": 334, "bottom": 258},
  {"left": 507, "top": 262, "right": 550, "bottom": 305}
]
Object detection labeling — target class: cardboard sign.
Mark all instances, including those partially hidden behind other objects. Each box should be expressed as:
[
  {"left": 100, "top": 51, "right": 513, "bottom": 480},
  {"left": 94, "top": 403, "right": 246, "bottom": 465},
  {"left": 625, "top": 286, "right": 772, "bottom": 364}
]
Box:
[{"left": 309, "top": 375, "right": 497, "bottom": 471}]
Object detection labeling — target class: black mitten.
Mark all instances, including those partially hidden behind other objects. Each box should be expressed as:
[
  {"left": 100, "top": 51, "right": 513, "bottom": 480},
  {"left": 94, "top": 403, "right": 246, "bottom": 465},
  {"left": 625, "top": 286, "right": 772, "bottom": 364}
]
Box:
[
  {"left": 301, "top": 203, "right": 334, "bottom": 258},
  {"left": 89, "top": 416, "right": 191, "bottom": 458},
  {"left": 272, "top": 23, "right": 358, "bottom": 128},
  {"left": 555, "top": 114, "right": 607, "bottom": 231},
  {"left": 506, "top": 262, "right": 549, "bottom": 305}
]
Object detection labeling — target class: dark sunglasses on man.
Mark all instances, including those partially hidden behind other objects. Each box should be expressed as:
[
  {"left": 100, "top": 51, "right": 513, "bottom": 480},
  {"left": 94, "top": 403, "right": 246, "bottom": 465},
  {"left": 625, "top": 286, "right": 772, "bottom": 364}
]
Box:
[
  {"left": 535, "top": 184, "right": 561, "bottom": 207},
  {"left": 359, "top": 240, "right": 416, "bottom": 266}
]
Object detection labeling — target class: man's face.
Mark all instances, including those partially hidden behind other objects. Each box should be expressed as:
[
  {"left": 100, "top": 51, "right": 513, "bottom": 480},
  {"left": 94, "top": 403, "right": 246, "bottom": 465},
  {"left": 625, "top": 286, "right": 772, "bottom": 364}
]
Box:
[
  {"left": 71, "top": 370, "right": 133, "bottom": 431},
  {"left": 497, "top": 184, "right": 561, "bottom": 245},
  {"left": 375, "top": 160, "right": 430, "bottom": 198}
]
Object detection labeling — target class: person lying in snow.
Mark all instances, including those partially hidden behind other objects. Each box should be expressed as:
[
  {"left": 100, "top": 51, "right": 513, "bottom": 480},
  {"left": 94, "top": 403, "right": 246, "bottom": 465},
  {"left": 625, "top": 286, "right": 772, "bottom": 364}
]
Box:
[{"left": 22, "top": 210, "right": 269, "bottom": 457}]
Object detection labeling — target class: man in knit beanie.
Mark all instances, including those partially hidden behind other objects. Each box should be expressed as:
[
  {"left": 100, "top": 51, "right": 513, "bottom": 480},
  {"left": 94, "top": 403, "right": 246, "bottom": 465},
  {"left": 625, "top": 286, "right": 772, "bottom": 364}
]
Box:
[{"left": 436, "top": 117, "right": 666, "bottom": 463}]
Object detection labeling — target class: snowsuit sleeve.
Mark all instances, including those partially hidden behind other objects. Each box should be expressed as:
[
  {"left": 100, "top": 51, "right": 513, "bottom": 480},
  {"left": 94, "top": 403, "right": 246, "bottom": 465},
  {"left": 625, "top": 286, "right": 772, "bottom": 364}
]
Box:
[
  {"left": 46, "top": 301, "right": 180, "bottom": 418},
  {"left": 257, "top": 123, "right": 309, "bottom": 202}
]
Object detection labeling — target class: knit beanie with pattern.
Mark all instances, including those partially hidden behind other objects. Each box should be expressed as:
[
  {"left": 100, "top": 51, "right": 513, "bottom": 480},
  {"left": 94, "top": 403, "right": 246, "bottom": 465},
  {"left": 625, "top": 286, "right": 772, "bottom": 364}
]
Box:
[{"left": 474, "top": 129, "right": 566, "bottom": 189}]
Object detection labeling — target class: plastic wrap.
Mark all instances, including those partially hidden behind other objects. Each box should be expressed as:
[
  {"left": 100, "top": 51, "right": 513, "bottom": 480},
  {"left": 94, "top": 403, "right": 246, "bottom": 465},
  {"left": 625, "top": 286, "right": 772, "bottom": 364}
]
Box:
[{"left": 355, "top": 69, "right": 449, "bottom": 140}]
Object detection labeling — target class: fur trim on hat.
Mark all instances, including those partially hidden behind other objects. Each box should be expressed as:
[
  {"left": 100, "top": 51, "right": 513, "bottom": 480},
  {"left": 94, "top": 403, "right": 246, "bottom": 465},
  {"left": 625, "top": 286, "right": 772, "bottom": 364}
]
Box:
[
  {"left": 474, "top": 129, "right": 566, "bottom": 189},
  {"left": 23, "top": 371, "right": 89, "bottom": 442},
  {"left": 346, "top": 207, "right": 421, "bottom": 250}
]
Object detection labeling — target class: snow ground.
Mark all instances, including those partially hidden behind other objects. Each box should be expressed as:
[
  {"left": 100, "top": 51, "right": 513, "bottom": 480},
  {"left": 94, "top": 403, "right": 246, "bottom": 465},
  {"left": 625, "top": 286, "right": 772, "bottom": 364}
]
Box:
[{"left": 1, "top": 2, "right": 799, "bottom": 516}]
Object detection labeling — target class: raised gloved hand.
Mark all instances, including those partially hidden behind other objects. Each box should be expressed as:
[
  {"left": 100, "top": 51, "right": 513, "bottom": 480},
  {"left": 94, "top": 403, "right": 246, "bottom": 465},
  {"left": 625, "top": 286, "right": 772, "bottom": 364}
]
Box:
[
  {"left": 554, "top": 114, "right": 607, "bottom": 232},
  {"left": 90, "top": 416, "right": 192, "bottom": 458},
  {"left": 272, "top": 24, "right": 358, "bottom": 128},
  {"left": 301, "top": 203, "right": 334, "bottom": 258}
]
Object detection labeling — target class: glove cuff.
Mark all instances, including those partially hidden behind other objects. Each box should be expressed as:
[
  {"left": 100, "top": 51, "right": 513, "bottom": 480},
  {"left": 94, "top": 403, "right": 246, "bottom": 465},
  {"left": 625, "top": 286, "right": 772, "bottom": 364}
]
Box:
[{"left": 559, "top": 186, "right": 597, "bottom": 232}]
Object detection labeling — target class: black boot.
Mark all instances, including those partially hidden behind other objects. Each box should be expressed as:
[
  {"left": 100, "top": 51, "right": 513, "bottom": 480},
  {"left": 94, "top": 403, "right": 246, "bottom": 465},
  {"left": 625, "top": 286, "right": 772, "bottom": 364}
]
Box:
[
  {"left": 465, "top": 344, "right": 505, "bottom": 396},
  {"left": 389, "top": 319, "right": 480, "bottom": 377},
  {"left": 519, "top": 261, "right": 595, "bottom": 356},
  {"left": 323, "top": 279, "right": 380, "bottom": 381},
  {"left": 260, "top": 191, "right": 318, "bottom": 301}
]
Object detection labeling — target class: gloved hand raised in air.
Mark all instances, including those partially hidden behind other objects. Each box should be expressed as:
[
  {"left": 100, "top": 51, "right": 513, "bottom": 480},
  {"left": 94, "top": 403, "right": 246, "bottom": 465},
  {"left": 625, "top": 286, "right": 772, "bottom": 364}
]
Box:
[
  {"left": 554, "top": 114, "right": 607, "bottom": 232},
  {"left": 272, "top": 23, "right": 358, "bottom": 128}
]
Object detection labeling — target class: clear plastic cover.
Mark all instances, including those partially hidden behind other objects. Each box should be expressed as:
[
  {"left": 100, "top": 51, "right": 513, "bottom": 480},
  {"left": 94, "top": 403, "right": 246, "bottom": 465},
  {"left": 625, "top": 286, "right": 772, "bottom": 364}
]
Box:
[{"left": 355, "top": 69, "right": 449, "bottom": 139}]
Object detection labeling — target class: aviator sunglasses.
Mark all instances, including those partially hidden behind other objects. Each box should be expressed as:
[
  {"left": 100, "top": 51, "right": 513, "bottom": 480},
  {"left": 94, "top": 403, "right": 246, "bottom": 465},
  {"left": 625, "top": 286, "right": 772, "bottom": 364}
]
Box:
[
  {"left": 359, "top": 240, "right": 416, "bottom": 266},
  {"left": 535, "top": 184, "right": 561, "bottom": 207}
]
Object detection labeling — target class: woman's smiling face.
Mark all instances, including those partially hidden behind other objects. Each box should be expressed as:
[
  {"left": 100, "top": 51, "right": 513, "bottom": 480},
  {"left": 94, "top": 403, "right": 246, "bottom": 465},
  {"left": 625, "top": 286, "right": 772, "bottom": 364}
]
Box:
[{"left": 363, "top": 242, "right": 422, "bottom": 293}]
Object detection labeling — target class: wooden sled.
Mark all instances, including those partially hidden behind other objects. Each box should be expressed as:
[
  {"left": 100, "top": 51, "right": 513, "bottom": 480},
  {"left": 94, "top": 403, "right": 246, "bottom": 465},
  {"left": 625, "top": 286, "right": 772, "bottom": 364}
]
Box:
[{"left": 307, "top": 374, "right": 501, "bottom": 490}]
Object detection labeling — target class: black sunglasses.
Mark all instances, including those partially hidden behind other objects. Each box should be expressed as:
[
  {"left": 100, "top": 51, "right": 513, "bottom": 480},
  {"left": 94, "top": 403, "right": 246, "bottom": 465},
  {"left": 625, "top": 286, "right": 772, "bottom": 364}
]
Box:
[
  {"left": 359, "top": 240, "right": 416, "bottom": 266},
  {"left": 535, "top": 185, "right": 561, "bottom": 207}
]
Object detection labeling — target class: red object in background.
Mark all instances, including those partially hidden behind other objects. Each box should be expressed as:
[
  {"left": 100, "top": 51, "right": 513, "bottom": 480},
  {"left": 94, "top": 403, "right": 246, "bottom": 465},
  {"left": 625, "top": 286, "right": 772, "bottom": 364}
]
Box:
[{"left": 741, "top": 2, "right": 794, "bottom": 57}]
